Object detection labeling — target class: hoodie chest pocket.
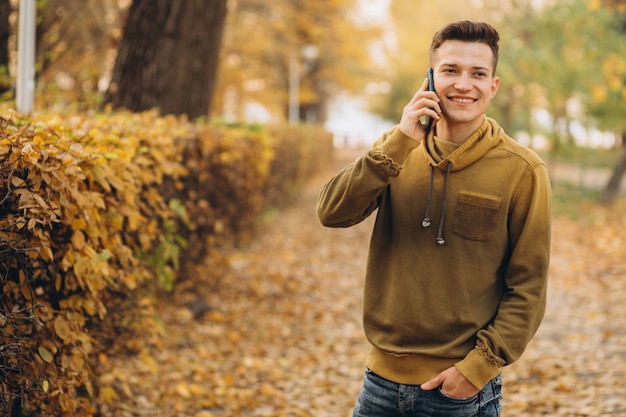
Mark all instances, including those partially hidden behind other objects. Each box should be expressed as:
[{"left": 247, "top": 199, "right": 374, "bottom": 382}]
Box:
[{"left": 452, "top": 193, "right": 501, "bottom": 242}]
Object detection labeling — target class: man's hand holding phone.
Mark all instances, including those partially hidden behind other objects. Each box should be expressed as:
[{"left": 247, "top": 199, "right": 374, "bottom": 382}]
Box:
[{"left": 399, "top": 69, "right": 441, "bottom": 142}]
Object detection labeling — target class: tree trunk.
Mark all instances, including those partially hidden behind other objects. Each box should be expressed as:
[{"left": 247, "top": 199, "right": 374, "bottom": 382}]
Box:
[
  {"left": 104, "top": 0, "right": 228, "bottom": 119},
  {"left": 600, "top": 132, "right": 626, "bottom": 205},
  {"left": 0, "top": 0, "right": 10, "bottom": 95}
]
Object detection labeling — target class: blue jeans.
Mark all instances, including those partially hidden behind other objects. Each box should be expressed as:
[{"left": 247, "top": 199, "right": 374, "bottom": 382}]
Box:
[{"left": 352, "top": 369, "right": 502, "bottom": 417}]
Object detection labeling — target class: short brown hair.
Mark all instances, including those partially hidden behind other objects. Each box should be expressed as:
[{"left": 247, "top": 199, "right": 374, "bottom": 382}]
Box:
[{"left": 429, "top": 21, "right": 500, "bottom": 75}]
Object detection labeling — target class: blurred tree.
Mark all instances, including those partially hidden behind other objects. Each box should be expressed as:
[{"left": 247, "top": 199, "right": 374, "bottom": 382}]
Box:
[
  {"left": 504, "top": 1, "right": 591, "bottom": 150},
  {"left": 103, "top": 0, "right": 227, "bottom": 119},
  {"left": 0, "top": 0, "right": 10, "bottom": 96},
  {"left": 588, "top": 0, "right": 626, "bottom": 203},
  {"left": 33, "top": 0, "right": 125, "bottom": 108},
  {"left": 213, "top": 0, "right": 384, "bottom": 124},
  {"left": 484, "top": 0, "right": 626, "bottom": 203},
  {"left": 480, "top": 0, "right": 542, "bottom": 141}
]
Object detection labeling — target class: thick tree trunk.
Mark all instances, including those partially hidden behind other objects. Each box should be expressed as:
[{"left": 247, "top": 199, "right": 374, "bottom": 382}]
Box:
[
  {"left": 600, "top": 132, "right": 626, "bottom": 205},
  {"left": 104, "top": 0, "right": 227, "bottom": 119},
  {"left": 0, "top": 0, "right": 11, "bottom": 95}
]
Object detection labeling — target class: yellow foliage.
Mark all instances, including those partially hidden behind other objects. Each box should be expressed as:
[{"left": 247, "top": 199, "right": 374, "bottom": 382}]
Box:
[
  {"left": 0, "top": 106, "right": 332, "bottom": 416},
  {"left": 588, "top": 0, "right": 602, "bottom": 11},
  {"left": 591, "top": 85, "right": 608, "bottom": 103},
  {"left": 98, "top": 386, "right": 119, "bottom": 405}
]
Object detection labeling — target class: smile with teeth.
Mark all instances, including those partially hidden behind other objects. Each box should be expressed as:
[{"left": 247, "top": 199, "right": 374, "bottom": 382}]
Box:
[{"left": 451, "top": 97, "right": 476, "bottom": 103}]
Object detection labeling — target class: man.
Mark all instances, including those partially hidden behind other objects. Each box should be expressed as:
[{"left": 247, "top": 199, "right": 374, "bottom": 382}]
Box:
[{"left": 317, "top": 21, "right": 551, "bottom": 416}]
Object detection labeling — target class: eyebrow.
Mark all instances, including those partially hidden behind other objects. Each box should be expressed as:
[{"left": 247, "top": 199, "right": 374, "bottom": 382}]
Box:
[{"left": 440, "top": 63, "right": 491, "bottom": 72}]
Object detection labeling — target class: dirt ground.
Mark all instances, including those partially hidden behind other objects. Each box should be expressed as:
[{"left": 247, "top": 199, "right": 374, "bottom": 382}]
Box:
[{"left": 98, "top": 147, "right": 626, "bottom": 417}]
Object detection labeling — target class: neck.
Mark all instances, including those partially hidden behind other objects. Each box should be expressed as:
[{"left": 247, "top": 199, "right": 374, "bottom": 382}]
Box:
[{"left": 435, "top": 116, "right": 485, "bottom": 144}]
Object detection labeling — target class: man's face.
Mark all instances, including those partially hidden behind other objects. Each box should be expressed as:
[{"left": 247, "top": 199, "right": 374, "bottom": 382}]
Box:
[{"left": 432, "top": 40, "right": 500, "bottom": 130}]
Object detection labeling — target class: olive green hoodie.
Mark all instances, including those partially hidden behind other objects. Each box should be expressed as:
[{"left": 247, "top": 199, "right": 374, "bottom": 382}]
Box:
[{"left": 317, "top": 117, "right": 551, "bottom": 389}]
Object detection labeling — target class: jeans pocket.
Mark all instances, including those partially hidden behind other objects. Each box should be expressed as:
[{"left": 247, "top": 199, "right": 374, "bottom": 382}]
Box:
[{"left": 436, "top": 387, "right": 479, "bottom": 404}]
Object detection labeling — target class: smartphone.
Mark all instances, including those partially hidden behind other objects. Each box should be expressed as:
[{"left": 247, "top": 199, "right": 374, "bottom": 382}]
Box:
[{"left": 424, "top": 68, "right": 435, "bottom": 135}]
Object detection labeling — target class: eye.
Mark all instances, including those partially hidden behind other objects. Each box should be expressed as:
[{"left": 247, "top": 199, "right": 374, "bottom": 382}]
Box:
[{"left": 475, "top": 71, "right": 488, "bottom": 78}]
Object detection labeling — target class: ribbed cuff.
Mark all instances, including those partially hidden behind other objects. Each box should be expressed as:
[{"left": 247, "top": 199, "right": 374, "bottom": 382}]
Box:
[
  {"left": 454, "top": 348, "right": 502, "bottom": 389},
  {"left": 377, "top": 126, "right": 420, "bottom": 166}
]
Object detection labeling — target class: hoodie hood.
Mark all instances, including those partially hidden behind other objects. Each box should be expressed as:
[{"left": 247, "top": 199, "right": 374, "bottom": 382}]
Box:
[{"left": 423, "top": 117, "right": 503, "bottom": 171}]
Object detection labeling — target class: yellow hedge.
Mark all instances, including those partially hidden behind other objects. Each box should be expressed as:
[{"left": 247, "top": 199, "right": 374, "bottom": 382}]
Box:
[{"left": 0, "top": 108, "right": 332, "bottom": 416}]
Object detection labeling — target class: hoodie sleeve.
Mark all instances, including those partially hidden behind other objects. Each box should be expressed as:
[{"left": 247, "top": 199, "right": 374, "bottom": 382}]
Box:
[
  {"left": 455, "top": 159, "right": 552, "bottom": 389},
  {"left": 317, "top": 126, "right": 419, "bottom": 228}
]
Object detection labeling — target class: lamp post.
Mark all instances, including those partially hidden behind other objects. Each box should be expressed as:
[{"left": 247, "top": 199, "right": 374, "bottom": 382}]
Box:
[
  {"left": 288, "top": 44, "right": 318, "bottom": 124},
  {"left": 288, "top": 52, "right": 300, "bottom": 123},
  {"left": 17, "top": 0, "right": 36, "bottom": 114}
]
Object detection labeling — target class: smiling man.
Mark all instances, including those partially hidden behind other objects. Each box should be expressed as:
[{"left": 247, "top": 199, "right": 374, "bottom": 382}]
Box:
[{"left": 317, "top": 21, "right": 551, "bottom": 417}]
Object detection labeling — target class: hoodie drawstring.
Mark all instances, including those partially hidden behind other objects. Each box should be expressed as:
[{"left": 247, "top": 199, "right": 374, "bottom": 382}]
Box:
[
  {"left": 421, "top": 166, "right": 435, "bottom": 228},
  {"left": 421, "top": 162, "right": 452, "bottom": 245}
]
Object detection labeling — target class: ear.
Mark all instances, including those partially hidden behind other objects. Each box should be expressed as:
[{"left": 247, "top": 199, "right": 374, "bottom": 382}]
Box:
[{"left": 490, "top": 76, "right": 500, "bottom": 98}]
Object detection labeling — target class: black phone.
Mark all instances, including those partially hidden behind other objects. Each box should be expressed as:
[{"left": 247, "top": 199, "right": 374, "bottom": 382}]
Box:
[{"left": 424, "top": 68, "right": 435, "bottom": 136}]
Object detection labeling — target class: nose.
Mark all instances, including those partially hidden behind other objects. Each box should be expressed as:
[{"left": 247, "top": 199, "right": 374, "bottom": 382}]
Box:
[{"left": 453, "top": 73, "right": 472, "bottom": 91}]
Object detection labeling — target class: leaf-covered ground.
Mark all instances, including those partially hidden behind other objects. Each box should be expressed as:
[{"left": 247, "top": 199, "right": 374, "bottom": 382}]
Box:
[{"left": 98, "top": 149, "right": 626, "bottom": 417}]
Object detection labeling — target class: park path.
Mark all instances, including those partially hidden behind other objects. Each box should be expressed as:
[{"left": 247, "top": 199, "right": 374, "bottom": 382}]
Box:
[{"left": 98, "top": 148, "right": 626, "bottom": 417}]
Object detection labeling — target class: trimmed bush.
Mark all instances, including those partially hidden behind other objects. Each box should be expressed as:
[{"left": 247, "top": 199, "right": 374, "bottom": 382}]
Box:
[{"left": 0, "top": 109, "right": 332, "bottom": 416}]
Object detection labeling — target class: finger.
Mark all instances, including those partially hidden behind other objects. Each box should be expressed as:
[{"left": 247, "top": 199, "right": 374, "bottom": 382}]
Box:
[
  {"left": 404, "top": 95, "right": 437, "bottom": 117},
  {"left": 424, "top": 105, "right": 441, "bottom": 121},
  {"left": 420, "top": 374, "right": 443, "bottom": 391}
]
